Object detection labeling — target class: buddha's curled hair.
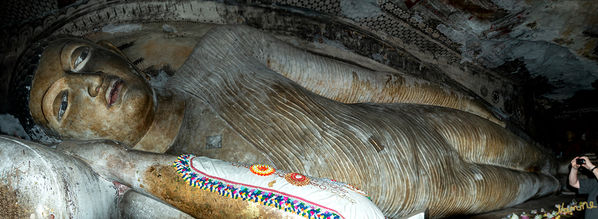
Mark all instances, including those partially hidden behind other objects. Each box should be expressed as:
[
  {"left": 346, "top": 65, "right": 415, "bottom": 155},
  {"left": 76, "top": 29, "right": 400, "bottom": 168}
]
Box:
[{"left": 8, "top": 38, "right": 61, "bottom": 144}]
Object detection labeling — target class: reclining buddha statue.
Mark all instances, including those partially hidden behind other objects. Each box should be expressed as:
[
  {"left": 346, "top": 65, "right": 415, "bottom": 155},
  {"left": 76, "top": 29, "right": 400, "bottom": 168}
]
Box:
[{"left": 7, "top": 24, "right": 558, "bottom": 218}]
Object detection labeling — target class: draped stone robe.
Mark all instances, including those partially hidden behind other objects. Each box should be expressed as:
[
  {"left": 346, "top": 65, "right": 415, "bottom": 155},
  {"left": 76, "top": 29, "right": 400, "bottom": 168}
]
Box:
[{"left": 167, "top": 25, "right": 558, "bottom": 218}]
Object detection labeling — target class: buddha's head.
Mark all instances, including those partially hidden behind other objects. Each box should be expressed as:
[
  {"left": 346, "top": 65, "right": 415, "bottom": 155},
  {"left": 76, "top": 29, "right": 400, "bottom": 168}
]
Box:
[{"left": 10, "top": 37, "right": 155, "bottom": 145}]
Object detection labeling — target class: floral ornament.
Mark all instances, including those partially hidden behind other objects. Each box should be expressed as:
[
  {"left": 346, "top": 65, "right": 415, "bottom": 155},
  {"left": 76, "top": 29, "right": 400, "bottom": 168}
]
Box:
[
  {"left": 285, "top": 173, "right": 310, "bottom": 186},
  {"left": 250, "top": 164, "right": 276, "bottom": 176}
]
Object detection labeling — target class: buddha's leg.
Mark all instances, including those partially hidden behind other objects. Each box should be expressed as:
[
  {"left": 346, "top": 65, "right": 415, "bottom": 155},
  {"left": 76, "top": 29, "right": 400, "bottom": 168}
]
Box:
[
  {"left": 423, "top": 161, "right": 558, "bottom": 217},
  {"left": 348, "top": 128, "right": 558, "bottom": 218},
  {"left": 376, "top": 113, "right": 559, "bottom": 218},
  {"left": 417, "top": 105, "right": 554, "bottom": 173},
  {"left": 403, "top": 133, "right": 558, "bottom": 217}
]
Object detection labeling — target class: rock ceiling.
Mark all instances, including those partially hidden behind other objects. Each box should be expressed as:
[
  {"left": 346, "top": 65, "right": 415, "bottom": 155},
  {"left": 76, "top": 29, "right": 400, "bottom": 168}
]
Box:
[{"left": 411, "top": 0, "right": 598, "bottom": 100}]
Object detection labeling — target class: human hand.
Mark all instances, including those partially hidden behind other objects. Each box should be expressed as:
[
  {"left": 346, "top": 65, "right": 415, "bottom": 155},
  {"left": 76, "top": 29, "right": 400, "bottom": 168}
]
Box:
[
  {"left": 580, "top": 156, "right": 595, "bottom": 170},
  {"left": 571, "top": 157, "right": 581, "bottom": 170}
]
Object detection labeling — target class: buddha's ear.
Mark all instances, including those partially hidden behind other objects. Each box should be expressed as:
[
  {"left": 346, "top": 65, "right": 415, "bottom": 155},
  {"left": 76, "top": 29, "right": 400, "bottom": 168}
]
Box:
[{"left": 96, "top": 40, "right": 128, "bottom": 57}]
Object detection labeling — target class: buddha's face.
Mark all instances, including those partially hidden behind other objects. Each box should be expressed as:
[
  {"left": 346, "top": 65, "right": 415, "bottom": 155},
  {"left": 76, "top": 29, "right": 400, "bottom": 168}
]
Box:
[{"left": 29, "top": 38, "right": 155, "bottom": 146}]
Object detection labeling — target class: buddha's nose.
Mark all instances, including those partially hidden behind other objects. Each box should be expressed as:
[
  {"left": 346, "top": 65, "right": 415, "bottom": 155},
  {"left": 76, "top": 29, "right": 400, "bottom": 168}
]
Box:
[
  {"left": 85, "top": 73, "right": 104, "bottom": 97},
  {"left": 67, "top": 70, "right": 104, "bottom": 97}
]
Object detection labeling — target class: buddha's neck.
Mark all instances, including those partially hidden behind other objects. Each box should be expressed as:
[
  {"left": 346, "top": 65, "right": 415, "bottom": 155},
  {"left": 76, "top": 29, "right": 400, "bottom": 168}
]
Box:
[{"left": 132, "top": 93, "right": 185, "bottom": 153}]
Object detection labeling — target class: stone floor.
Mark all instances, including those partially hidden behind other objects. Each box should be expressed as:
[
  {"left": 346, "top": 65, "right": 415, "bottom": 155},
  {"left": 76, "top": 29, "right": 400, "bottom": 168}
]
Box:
[
  {"left": 439, "top": 190, "right": 587, "bottom": 218},
  {"left": 464, "top": 192, "right": 586, "bottom": 219}
]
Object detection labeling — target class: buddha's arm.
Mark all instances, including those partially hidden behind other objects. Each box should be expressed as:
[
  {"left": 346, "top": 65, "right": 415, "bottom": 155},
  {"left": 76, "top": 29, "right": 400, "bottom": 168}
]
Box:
[
  {"left": 212, "top": 25, "right": 502, "bottom": 126},
  {"left": 56, "top": 141, "right": 301, "bottom": 218}
]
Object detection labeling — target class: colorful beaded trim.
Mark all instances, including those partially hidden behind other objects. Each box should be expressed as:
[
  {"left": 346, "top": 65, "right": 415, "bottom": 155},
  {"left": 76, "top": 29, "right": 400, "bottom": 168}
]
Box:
[
  {"left": 250, "top": 164, "right": 276, "bottom": 176},
  {"left": 173, "top": 154, "right": 343, "bottom": 219},
  {"left": 285, "top": 173, "right": 310, "bottom": 186}
]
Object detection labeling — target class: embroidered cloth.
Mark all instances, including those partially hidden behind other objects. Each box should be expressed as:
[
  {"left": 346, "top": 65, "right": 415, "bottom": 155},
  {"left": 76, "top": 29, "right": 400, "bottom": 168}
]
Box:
[{"left": 173, "top": 154, "right": 384, "bottom": 219}]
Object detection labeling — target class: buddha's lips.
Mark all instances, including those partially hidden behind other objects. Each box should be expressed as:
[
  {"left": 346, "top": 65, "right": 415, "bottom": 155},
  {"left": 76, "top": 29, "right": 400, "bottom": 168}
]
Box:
[{"left": 107, "top": 79, "right": 123, "bottom": 107}]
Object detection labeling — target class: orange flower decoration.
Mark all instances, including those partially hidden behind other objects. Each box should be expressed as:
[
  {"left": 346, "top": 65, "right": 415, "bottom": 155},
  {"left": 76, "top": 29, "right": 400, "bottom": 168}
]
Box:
[
  {"left": 285, "top": 173, "right": 310, "bottom": 186},
  {"left": 249, "top": 164, "right": 276, "bottom": 176}
]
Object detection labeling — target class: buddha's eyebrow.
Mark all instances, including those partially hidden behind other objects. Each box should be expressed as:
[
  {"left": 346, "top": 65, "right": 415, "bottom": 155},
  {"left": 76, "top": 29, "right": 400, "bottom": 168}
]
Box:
[
  {"left": 132, "top": 57, "right": 144, "bottom": 66},
  {"left": 117, "top": 41, "right": 135, "bottom": 51}
]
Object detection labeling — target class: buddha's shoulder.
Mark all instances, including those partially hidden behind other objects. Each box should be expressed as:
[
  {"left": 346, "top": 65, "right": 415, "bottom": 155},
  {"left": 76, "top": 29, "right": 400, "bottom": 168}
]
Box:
[{"left": 198, "top": 25, "right": 266, "bottom": 46}]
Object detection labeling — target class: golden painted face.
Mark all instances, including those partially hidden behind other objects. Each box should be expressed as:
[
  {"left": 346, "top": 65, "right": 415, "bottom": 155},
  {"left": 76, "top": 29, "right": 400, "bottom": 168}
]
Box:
[{"left": 29, "top": 38, "right": 155, "bottom": 146}]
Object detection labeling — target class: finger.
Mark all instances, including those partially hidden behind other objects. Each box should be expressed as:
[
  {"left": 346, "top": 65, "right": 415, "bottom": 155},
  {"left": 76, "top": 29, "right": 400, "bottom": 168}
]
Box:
[{"left": 583, "top": 158, "right": 592, "bottom": 164}]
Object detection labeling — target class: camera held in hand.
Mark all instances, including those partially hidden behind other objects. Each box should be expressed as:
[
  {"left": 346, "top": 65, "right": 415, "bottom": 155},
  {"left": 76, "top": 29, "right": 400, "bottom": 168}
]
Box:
[{"left": 577, "top": 158, "right": 586, "bottom": 165}]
